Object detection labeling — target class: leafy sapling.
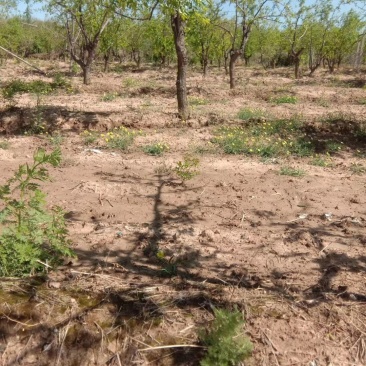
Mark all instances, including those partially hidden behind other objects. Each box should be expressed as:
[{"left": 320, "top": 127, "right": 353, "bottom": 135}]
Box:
[{"left": 0, "top": 148, "right": 74, "bottom": 277}]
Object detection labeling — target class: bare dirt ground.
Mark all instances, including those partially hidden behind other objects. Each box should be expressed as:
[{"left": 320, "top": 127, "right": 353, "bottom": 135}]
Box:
[{"left": 0, "top": 60, "right": 366, "bottom": 366}]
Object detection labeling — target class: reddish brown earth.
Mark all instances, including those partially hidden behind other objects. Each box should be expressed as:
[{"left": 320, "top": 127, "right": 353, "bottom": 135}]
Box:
[{"left": 0, "top": 60, "right": 365, "bottom": 366}]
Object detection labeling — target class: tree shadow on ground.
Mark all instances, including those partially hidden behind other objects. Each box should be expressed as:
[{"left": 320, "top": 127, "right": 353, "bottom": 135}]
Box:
[
  {"left": 1, "top": 161, "right": 366, "bottom": 364},
  {"left": 0, "top": 105, "right": 113, "bottom": 135}
]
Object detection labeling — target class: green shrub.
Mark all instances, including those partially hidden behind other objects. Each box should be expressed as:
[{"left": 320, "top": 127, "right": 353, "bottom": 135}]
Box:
[
  {"left": 2, "top": 76, "right": 71, "bottom": 99},
  {"left": 0, "top": 148, "right": 74, "bottom": 277},
  {"left": 271, "top": 95, "right": 297, "bottom": 104},
  {"left": 102, "top": 127, "right": 141, "bottom": 151},
  {"left": 174, "top": 156, "right": 199, "bottom": 181},
  {"left": 143, "top": 142, "right": 169, "bottom": 156},
  {"left": 200, "top": 308, "right": 252, "bottom": 366}
]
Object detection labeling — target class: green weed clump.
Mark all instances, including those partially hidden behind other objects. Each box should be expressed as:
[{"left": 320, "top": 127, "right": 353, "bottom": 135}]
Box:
[
  {"left": 310, "top": 155, "right": 333, "bottom": 167},
  {"left": 81, "top": 130, "right": 98, "bottom": 145},
  {"left": 189, "top": 96, "right": 208, "bottom": 106},
  {"left": 143, "top": 142, "right": 169, "bottom": 156},
  {"left": 101, "top": 127, "right": 142, "bottom": 151},
  {"left": 280, "top": 166, "right": 306, "bottom": 177},
  {"left": 200, "top": 308, "right": 252, "bottom": 366},
  {"left": 350, "top": 163, "right": 366, "bottom": 175},
  {"left": 0, "top": 140, "right": 10, "bottom": 149},
  {"left": 238, "top": 107, "right": 267, "bottom": 121},
  {"left": 101, "top": 92, "right": 119, "bottom": 102},
  {"left": 0, "top": 148, "right": 74, "bottom": 277},
  {"left": 271, "top": 95, "right": 297, "bottom": 104},
  {"left": 174, "top": 155, "right": 199, "bottom": 181},
  {"left": 2, "top": 75, "right": 71, "bottom": 99},
  {"left": 212, "top": 117, "right": 313, "bottom": 157}
]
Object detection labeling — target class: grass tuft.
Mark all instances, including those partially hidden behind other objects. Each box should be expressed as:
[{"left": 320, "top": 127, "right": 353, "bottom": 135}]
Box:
[
  {"left": 280, "top": 166, "right": 306, "bottom": 177},
  {"left": 271, "top": 95, "right": 297, "bottom": 104}
]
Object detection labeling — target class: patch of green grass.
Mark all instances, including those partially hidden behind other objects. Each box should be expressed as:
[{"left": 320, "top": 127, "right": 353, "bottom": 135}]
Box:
[
  {"left": 280, "top": 166, "right": 306, "bottom": 177},
  {"left": 325, "top": 140, "right": 343, "bottom": 154},
  {"left": 290, "top": 137, "right": 315, "bottom": 157},
  {"left": 81, "top": 130, "right": 98, "bottom": 145},
  {"left": 102, "top": 126, "right": 141, "bottom": 151},
  {"left": 357, "top": 98, "right": 366, "bottom": 105},
  {"left": 2, "top": 76, "right": 71, "bottom": 99},
  {"left": 122, "top": 77, "right": 137, "bottom": 88},
  {"left": 200, "top": 307, "right": 252, "bottom": 366},
  {"left": 271, "top": 95, "right": 298, "bottom": 104},
  {"left": 212, "top": 117, "right": 312, "bottom": 157},
  {"left": 143, "top": 142, "right": 169, "bottom": 156},
  {"left": 48, "top": 133, "right": 63, "bottom": 147},
  {"left": 101, "top": 92, "right": 118, "bottom": 102},
  {"left": 350, "top": 163, "right": 366, "bottom": 175},
  {"left": 310, "top": 155, "right": 333, "bottom": 167},
  {"left": 189, "top": 96, "right": 208, "bottom": 106},
  {"left": 0, "top": 140, "right": 10, "bottom": 149},
  {"left": 238, "top": 108, "right": 267, "bottom": 121}
]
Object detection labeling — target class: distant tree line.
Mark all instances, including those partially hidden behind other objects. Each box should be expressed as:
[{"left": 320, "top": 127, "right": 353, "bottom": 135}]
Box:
[{"left": 0, "top": 0, "right": 365, "bottom": 118}]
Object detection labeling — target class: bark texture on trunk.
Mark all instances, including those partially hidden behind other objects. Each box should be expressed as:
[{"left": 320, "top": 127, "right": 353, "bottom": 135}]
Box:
[
  {"left": 229, "top": 51, "right": 241, "bottom": 89},
  {"left": 290, "top": 48, "right": 304, "bottom": 79},
  {"left": 83, "top": 65, "right": 91, "bottom": 85},
  {"left": 171, "top": 12, "right": 189, "bottom": 120}
]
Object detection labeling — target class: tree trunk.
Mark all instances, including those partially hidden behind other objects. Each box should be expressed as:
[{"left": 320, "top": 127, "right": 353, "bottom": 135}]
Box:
[
  {"left": 203, "top": 60, "right": 208, "bottom": 76},
  {"left": 224, "top": 52, "right": 229, "bottom": 75},
  {"left": 294, "top": 58, "right": 300, "bottom": 79},
  {"left": 83, "top": 64, "right": 91, "bottom": 85},
  {"left": 103, "top": 52, "right": 110, "bottom": 72},
  {"left": 309, "top": 62, "right": 320, "bottom": 76},
  {"left": 291, "top": 49, "right": 304, "bottom": 79},
  {"left": 161, "top": 54, "right": 166, "bottom": 66},
  {"left": 133, "top": 50, "right": 141, "bottom": 68},
  {"left": 229, "top": 51, "right": 241, "bottom": 89},
  {"left": 326, "top": 59, "right": 335, "bottom": 73},
  {"left": 171, "top": 12, "right": 189, "bottom": 120}
]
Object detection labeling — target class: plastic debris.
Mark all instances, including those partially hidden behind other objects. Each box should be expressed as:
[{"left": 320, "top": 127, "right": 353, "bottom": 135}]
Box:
[
  {"left": 324, "top": 213, "right": 333, "bottom": 221},
  {"left": 85, "top": 149, "right": 102, "bottom": 154}
]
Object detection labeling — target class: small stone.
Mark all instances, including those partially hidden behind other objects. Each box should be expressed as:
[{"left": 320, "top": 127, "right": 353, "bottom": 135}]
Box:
[
  {"left": 200, "top": 230, "right": 215, "bottom": 242},
  {"left": 48, "top": 281, "right": 61, "bottom": 289}
]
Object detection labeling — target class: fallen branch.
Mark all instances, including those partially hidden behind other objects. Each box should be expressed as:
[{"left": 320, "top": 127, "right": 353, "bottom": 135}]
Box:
[
  {"left": 139, "top": 344, "right": 205, "bottom": 352},
  {"left": 0, "top": 46, "right": 47, "bottom": 75}
]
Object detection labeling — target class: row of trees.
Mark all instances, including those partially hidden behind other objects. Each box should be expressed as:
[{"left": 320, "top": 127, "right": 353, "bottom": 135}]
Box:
[{"left": 1, "top": 0, "right": 366, "bottom": 119}]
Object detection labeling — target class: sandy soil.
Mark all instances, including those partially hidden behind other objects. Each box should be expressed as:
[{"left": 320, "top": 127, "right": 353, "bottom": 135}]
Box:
[{"left": 0, "top": 60, "right": 366, "bottom": 366}]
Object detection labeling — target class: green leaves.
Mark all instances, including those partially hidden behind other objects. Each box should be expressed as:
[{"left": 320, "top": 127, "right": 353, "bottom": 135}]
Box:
[
  {"left": 0, "top": 148, "right": 74, "bottom": 277},
  {"left": 34, "top": 147, "right": 62, "bottom": 167},
  {"left": 200, "top": 307, "right": 253, "bottom": 366}
]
